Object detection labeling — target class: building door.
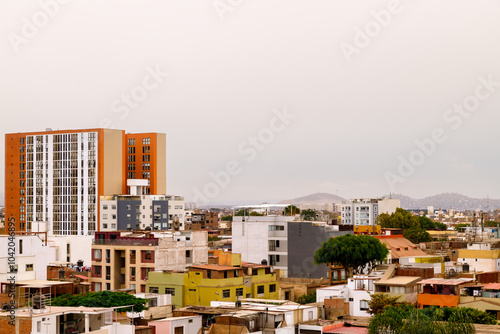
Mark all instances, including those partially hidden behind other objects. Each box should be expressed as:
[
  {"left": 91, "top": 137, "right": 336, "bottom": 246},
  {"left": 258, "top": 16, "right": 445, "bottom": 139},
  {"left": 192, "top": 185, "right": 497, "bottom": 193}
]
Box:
[{"left": 174, "top": 326, "right": 184, "bottom": 334}]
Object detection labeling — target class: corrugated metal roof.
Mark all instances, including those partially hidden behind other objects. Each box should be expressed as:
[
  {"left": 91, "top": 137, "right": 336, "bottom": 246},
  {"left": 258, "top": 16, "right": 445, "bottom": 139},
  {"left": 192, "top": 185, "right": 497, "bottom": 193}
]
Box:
[
  {"left": 483, "top": 283, "right": 500, "bottom": 290},
  {"left": 418, "top": 278, "right": 473, "bottom": 286}
]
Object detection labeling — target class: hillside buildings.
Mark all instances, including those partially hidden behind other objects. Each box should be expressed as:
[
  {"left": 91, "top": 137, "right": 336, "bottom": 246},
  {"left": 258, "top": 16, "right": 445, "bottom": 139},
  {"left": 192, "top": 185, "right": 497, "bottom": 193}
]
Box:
[{"left": 5, "top": 128, "right": 166, "bottom": 235}]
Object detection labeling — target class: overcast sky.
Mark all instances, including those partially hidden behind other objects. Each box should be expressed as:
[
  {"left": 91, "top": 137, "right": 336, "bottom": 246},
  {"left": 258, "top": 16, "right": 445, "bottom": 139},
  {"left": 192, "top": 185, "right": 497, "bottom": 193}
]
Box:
[{"left": 1, "top": 0, "right": 500, "bottom": 205}]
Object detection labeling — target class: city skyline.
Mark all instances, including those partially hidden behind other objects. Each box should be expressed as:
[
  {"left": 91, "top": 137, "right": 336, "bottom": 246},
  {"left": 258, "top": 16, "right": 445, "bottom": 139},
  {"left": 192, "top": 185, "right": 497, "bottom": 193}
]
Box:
[{"left": 1, "top": 1, "right": 500, "bottom": 205}]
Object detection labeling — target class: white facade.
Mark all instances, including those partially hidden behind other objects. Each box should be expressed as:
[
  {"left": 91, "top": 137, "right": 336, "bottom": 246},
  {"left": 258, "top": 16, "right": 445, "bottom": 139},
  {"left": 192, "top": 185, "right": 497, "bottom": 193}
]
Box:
[
  {"left": 150, "top": 315, "right": 202, "bottom": 334},
  {"left": 46, "top": 235, "right": 93, "bottom": 266},
  {"left": 0, "top": 235, "right": 56, "bottom": 282},
  {"left": 232, "top": 216, "right": 289, "bottom": 275},
  {"left": 166, "top": 195, "right": 185, "bottom": 230},
  {"left": 23, "top": 306, "right": 134, "bottom": 334},
  {"left": 316, "top": 275, "right": 381, "bottom": 317},
  {"left": 100, "top": 199, "right": 118, "bottom": 231},
  {"left": 25, "top": 132, "right": 98, "bottom": 236},
  {"left": 341, "top": 198, "right": 400, "bottom": 225}
]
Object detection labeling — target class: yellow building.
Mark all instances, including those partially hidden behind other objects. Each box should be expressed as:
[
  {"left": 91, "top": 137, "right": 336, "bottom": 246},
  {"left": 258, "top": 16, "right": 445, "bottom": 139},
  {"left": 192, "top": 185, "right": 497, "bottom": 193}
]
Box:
[{"left": 147, "top": 253, "right": 279, "bottom": 307}]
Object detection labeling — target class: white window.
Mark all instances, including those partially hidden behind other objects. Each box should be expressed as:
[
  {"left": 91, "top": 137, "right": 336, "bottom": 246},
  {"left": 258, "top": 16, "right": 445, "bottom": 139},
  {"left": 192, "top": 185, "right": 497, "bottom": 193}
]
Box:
[
  {"left": 360, "top": 300, "right": 369, "bottom": 311},
  {"left": 103, "top": 214, "right": 108, "bottom": 219}
]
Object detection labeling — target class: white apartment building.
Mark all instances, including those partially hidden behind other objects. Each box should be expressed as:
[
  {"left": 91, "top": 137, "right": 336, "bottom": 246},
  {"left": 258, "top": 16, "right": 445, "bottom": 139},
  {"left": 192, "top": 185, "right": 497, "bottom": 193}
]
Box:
[
  {"left": 316, "top": 272, "right": 384, "bottom": 317},
  {"left": 232, "top": 214, "right": 349, "bottom": 278},
  {"left": 0, "top": 235, "right": 56, "bottom": 282},
  {"left": 340, "top": 198, "right": 400, "bottom": 226},
  {"left": 166, "top": 195, "right": 185, "bottom": 230},
  {"left": 25, "top": 132, "right": 101, "bottom": 235}
]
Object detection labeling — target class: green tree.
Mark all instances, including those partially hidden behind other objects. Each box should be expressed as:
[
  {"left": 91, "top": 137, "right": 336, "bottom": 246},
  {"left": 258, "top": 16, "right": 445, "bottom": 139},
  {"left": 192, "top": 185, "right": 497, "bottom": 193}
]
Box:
[
  {"left": 419, "top": 216, "right": 447, "bottom": 230},
  {"left": 300, "top": 209, "right": 317, "bottom": 221},
  {"left": 51, "top": 291, "right": 148, "bottom": 312},
  {"left": 284, "top": 205, "right": 300, "bottom": 216},
  {"left": 368, "top": 306, "right": 475, "bottom": 334},
  {"left": 222, "top": 215, "right": 233, "bottom": 222},
  {"left": 234, "top": 209, "right": 264, "bottom": 216},
  {"left": 368, "top": 293, "right": 401, "bottom": 315},
  {"left": 484, "top": 221, "right": 500, "bottom": 227},
  {"left": 376, "top": 208, "right": 420, "bottom": 230},
  {"left": 375, "top": 208, "right": 433, "bottom": 244},
  {"left": 454, "top": 223, "right": 470, "bottom": 231},
  {"left": 314, "top": 234, "right": 389, "bottom": 276},
  {"left": 297, "top": 292, "right": 316, "bottom": 304},
  {"left": 403, "top": 227, "right": 433, "bottom": 243}
]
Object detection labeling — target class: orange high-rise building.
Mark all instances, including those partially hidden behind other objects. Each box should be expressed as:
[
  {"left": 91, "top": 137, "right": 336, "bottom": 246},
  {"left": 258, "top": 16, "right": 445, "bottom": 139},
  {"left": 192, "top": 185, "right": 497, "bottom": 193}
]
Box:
[{"left": 5, "top": 129, "right": 166, "bottom": 235}]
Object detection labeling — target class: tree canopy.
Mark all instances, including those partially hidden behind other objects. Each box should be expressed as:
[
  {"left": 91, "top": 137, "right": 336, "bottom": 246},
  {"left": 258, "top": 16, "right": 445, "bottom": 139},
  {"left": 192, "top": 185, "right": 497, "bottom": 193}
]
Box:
[
  {"left": 300, "top": 209, "right": 317, "bottom": 221},
  {"left": 284, "top": 205, "right": 300, "bottom": 215},
  {"left": 51, "top": 291, "right": 148, "bottom": 312},
  {"left": 376, "top": 208, "right": 436, "bottom": 244},
  {"left": 368, "top": 304, "right": 495, "bottom": 334},
  {"left": 368, "top": 305, "right": 476, "bottom": 334},
  {"left": 314, "top": 234, "right": 389, "bottom": 276},
  {"left": 368, "top": 293, "right": 403, "bottom": 315}
]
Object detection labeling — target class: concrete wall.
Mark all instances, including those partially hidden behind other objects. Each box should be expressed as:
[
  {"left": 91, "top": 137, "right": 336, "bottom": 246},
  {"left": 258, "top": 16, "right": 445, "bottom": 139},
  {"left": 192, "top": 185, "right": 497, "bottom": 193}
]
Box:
[
  {"left": 102, "top": 129, "right": 125, "bottom": 196},
  {"left": 287, "top": 222, "right": 350, "bottom": 279},
  {"left": 232, "top": 216, "right": 289, "bottom": 267},
  {"left": 150, "top": 316, "right": 202, "bottom": 334},
  {"left": 47, "top": 235, "right": 93, "bottom": 266},
  {"left": 155, "top": 231, "right": 208, "bottom": 271}
]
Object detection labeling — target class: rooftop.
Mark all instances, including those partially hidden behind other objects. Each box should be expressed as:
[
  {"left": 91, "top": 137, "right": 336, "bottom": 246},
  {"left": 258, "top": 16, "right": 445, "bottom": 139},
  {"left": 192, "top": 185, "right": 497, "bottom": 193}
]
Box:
[{"left": 418, "top": 278, "right": 474, "bottom": 286}]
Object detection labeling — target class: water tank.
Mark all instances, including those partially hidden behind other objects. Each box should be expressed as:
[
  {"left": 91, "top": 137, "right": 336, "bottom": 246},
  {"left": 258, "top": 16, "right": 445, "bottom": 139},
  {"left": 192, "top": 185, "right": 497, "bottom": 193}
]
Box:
[
  {"left": 32, "top": 293, "right": 45, "bottom": 309},
  {"left": 58, "top": 268, "right": 65, "bottom": 279}
]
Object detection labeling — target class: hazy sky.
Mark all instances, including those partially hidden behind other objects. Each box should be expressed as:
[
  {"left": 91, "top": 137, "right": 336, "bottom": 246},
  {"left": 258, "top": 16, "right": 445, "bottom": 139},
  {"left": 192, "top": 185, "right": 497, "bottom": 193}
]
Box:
[{"left": 1, "top": 0, "right": 500, "bottom": 205}]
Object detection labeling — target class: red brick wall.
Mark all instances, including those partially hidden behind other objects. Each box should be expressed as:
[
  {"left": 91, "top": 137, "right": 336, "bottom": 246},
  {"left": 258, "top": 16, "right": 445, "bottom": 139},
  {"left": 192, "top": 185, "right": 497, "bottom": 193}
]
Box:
[{"left": 0, "top": 317, "right": 31, "bottom": 334}]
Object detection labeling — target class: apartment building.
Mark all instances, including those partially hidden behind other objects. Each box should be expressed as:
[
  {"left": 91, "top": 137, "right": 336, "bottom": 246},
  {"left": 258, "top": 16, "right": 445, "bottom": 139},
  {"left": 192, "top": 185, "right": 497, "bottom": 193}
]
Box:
[
  {"left": 90, "top": 231, "right": 208, "bottom": 293},
  {"left": 100, "top": 194, "right": 169, "bottom": 231},
  {"left": 340, "top": 198, "right": 400, "bottom": 226},
  {"left": 232, "top": 215, "right": 350, "bottom": 278},
  {"left": 147, "top": 253, "right": 279, "bottom": 308},
  {"left": 0, "top": 235, "right": 55, "bottom": 282},
  {"left": 5, "top": 128, "right": 165, "bottom": 235},
  {"left": 166, "top": 195, "right": 185, "bottom": 230}
]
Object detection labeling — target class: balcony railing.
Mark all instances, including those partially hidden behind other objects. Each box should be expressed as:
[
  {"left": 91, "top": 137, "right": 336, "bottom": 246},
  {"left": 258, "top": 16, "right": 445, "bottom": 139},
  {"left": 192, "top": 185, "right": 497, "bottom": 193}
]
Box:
[{"left": 93, "top": 239, "right": 158, "bottom": 246}]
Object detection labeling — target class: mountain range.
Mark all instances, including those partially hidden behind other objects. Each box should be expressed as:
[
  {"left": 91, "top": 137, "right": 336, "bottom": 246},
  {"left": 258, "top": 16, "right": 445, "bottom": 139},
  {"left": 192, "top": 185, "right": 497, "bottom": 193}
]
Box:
[{"left": 280, "top": 192, "right": 499, "bottom": 211}]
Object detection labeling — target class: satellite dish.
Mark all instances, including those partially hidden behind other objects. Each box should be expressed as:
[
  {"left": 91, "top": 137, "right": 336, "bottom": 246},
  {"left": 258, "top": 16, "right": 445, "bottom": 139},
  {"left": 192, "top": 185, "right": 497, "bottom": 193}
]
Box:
[{"left": 173, "top": 215, "right": 180, "bottom": 231}]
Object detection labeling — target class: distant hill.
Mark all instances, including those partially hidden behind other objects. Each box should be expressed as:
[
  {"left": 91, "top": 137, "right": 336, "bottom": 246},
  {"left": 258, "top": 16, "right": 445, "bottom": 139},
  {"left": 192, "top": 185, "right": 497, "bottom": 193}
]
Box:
[
  {"left": 280, "top": 192, "right": 500, "bottom": 211},
  {"left": 279, "top": 192, "right": 346, "bottom": 205},
  {"left": 385, "top": 193, "right": 500, "bottom": 211}
]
